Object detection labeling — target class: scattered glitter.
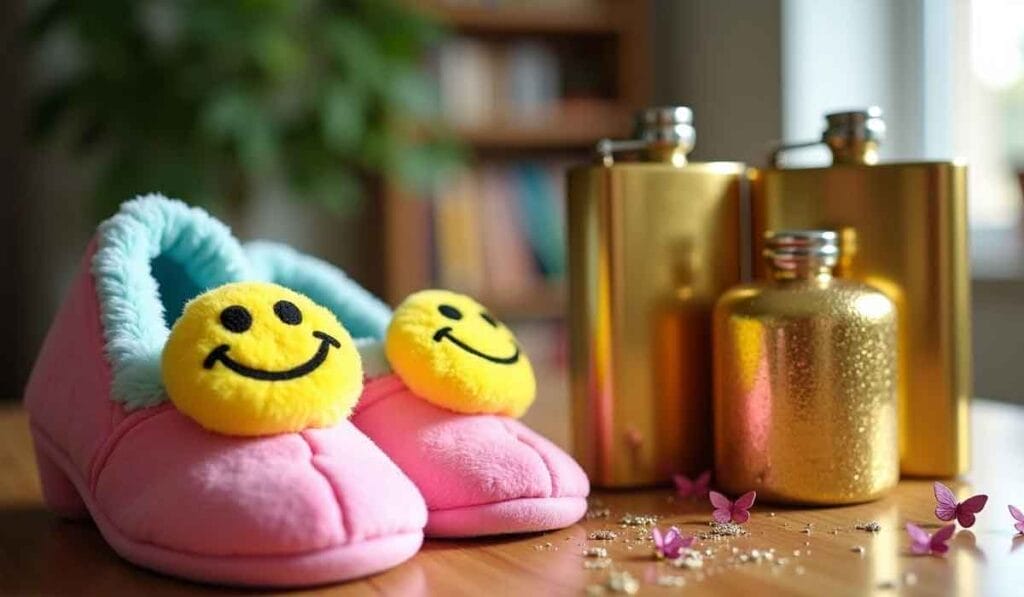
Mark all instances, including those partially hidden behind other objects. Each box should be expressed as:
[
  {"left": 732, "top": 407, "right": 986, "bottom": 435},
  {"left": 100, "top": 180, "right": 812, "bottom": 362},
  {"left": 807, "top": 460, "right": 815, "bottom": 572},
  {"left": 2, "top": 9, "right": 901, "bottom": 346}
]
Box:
[
  {"left": 699, "top": 521, "right": 747, "bottom": 539},
  {"left": 794, "top": 565, "right": 806, "bottom": 575},
  {"left": 851, "top": 546, "right": 865, "bottom": 555},
  {"left": 619, "top": 513, "right": 658, "bottom": 526},
  {"left": 583, "top": 558, "right": 612, "bottom": 570},
  {"left": 606, "top": 570, "right": 640, "bottom": 594},
  {"left": 534, "top": 542, "right": 555, "bottom": 551},
  {"left": 656, "top": 575, "right": 687, "bottom": 588},
  {"left": 587, "top": 508, "right": 612, "bottom": 520},
  {"left": 903, "top": 572, "right": 918, "bottom": 586},
  {"left": 769, "top": 512, "right": 776, "bottom": 517},
  {"left": 800, "top": 528, "right": 812, "bottom": 535},
  {"left": 669, "top": 553, "right": 704, "bottom": 570},
  {"left": 792, "top": 550, "right": 801, "bottom": 557},
  {"left": 729, "top": 548, "right": 774, "bottom": 566},
  {"left": 583, "top": 547, "right": 608, "bottom": 558},
  {"left": 590, "top": 530, "right": 618, "bottom": 541},
  {"left": 804, "top": 541, "right": 811, "bottom": 546},
  {"left": 856, "top": 521, "right": 881, "bottom": 533}
]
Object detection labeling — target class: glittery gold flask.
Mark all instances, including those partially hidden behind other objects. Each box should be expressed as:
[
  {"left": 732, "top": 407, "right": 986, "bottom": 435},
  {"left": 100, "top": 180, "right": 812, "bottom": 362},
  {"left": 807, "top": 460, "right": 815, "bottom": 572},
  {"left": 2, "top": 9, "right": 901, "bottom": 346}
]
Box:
[
  {"left": 751, "top": 108, "right": 971, "bottom": 478},
  {"left": 567, "top": 107, "right": 744, "bottom": 487},
  {"left": 714, "top": 231, "right": 899, "bottom": 504}
]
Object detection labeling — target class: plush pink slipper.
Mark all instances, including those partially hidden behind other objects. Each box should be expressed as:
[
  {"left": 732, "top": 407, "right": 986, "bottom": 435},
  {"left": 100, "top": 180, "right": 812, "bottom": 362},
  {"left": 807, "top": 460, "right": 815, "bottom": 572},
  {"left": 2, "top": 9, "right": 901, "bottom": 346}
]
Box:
[
  {"left": 25, "top": 196, "right": 426, "bottom": 587},
  {"left": 351, "top": 375, "right": 589, "bottom": 537},
  {"left": 245, "top": 245, "right": 590, "bottom": 538}
]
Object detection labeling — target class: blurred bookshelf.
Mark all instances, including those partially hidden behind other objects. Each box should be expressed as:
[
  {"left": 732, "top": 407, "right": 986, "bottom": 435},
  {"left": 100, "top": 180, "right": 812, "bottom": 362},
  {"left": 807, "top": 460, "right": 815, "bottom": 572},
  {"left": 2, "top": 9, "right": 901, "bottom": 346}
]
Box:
[
  {"left": 380, "top": 0, "right": 651, "bottom": 447},
  {"left": 418, "top": 3, "right": 622, "bottom": 34},
  {"left": 382, "top": 0, "right": 652, "bottom": 312}
]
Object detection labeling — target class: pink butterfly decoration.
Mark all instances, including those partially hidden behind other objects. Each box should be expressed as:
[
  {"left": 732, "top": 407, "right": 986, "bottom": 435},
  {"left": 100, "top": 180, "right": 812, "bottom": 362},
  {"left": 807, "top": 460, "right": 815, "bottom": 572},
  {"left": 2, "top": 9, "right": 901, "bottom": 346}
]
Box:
[
  {"left": 709, "top": 490, "right": 756, "bottom": 524},
  {"left": 1010, "top": 505, "right": 1024, "bottom": 534},
  {"left": 673, "top": 470, "right": 711, "bottom": 500},
  {"left": 933, "top": 482, "right": 988, "bottom": 528},
  {"left": 906, "top": 522, "right": 955, "bottom": 556},
  {"left": 651, "top": 526, "right": 695, "bottom": 559}
]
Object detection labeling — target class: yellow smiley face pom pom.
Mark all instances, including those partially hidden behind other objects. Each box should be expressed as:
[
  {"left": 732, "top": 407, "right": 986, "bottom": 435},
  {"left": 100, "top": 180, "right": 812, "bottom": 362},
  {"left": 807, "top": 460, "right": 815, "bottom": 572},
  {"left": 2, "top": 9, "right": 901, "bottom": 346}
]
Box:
[
  {"left": 385, "top": 290, "right": 536, "bottom": 417},
  {"left": 161, "top": 282, "right": 363, "bottom": 436}
]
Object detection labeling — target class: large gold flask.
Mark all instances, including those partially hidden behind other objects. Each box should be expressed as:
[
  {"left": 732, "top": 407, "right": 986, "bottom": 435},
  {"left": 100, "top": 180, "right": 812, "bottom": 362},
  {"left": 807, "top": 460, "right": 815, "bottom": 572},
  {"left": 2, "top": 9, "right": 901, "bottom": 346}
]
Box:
[
  {"left": 714, "top": 230, "right": 900, "bottom": 504},
  {"left": 567, "top": 107, "right": 743, "bottom": 487},
  {"left": 751, "top": 108, "right": 971, "bottom": 478}
]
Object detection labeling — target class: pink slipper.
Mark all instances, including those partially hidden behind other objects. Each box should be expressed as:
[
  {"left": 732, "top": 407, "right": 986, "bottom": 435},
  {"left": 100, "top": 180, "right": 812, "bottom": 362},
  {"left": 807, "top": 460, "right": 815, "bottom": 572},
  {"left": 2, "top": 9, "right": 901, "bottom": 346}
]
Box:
[
  {"left": 25, "top": 196, "right": 426, "bottom": 587},
  {"left": 352, "top": 375, "right": 589, "bottom": 537},
  {"left": 245, "top": 246, "right": 590, "bottom": 538}
]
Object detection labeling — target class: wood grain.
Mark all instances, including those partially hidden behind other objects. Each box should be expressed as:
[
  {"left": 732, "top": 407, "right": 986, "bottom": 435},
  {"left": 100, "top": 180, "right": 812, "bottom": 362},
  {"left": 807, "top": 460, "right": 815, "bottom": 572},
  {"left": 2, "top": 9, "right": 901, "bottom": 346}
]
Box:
[{"left": 1, "top": 399, "right": 1022, "bottom": 596}]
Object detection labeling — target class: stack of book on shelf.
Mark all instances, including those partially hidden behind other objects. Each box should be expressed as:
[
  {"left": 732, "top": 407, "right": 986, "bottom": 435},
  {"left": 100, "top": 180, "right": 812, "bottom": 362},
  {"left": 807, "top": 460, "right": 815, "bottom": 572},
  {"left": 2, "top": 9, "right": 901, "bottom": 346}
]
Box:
[
  {"left": 429, "top": 3, "right": 617, "bottom": 138},
  {"left": 435, "top": 39, "right": 561, "bottom": 129},
  {"left": 431, "top": 161, "right": 568, "bottom": 308}
]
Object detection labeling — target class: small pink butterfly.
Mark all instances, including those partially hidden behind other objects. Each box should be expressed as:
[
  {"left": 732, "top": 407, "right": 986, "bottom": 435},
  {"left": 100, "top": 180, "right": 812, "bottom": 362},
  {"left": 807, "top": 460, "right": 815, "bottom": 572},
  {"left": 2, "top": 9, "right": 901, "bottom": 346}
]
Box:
[
  {"left": 1010, "top": 505, "right": 1024, "bottom": 534},
  {"left": 934, "top": 482, "right": 988, "bottom": 528},
  {"left": 673, "top": 470, "right": 711, "bottom": 500},
  {"left": 651, "top": 526, "right": 695, "bottom": 559},
  {"left": 906, "top": 522, "right": 955, "bottom": 556},
  {"left": 709, "top": 490, "right": 756, "bottom": 524}
]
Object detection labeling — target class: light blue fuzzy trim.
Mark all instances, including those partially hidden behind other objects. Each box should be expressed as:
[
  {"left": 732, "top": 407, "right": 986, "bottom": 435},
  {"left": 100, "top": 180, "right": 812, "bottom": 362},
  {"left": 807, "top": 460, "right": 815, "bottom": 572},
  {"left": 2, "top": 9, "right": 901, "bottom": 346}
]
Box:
[
  {"left": 92, "top": 194, "right": 250, "bottom": 409},
  {"left": 246, "top": 241, "right": 393, "bottom": 341}
]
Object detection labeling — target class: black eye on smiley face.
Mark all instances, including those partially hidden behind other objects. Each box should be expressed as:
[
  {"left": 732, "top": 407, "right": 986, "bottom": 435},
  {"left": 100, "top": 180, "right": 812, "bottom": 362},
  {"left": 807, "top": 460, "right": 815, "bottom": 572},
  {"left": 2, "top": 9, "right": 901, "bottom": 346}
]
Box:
[
  {"left": 220, "top": 305, "right": 253, "bottom": 333},
  {"left": 204, "top": 299, "right": 340, "bottom": 381},
  {"left": 274, "top": 300, "right": 302, "bottom": 325},
  {"left": 433, "top": 303, "right": 520, "bottom": 365}
]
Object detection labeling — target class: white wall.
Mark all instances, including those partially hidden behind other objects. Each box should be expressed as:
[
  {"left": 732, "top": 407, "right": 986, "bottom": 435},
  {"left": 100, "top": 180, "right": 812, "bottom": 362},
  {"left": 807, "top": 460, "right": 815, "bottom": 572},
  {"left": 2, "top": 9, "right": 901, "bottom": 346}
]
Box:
[
  {"left": 781, "top": 0, "right": 959, "bottom": 165},
  {"left": 653, "top": 0, "right": 783, "bottom": 165}
]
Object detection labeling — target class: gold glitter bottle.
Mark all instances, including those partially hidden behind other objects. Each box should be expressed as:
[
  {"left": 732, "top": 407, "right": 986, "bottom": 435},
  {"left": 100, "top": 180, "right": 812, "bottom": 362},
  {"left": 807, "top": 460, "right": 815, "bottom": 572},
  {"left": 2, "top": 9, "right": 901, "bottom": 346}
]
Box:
[
  {"left": 567, "top": 107, "right": 744, "bottom": 487},
  {"left": 751, "top": 108, "right": 970, "bottom": 478},
  {"left": 713, "top": 230, "right": 899, "bottom": 504}
]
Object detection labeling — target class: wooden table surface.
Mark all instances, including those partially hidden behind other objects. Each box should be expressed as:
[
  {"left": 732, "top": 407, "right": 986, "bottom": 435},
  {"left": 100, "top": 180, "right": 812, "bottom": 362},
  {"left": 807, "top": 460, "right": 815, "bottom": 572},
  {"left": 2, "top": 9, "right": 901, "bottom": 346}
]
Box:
[{"left": 1, "top": 398, "right": 1023, "bottom": 596}]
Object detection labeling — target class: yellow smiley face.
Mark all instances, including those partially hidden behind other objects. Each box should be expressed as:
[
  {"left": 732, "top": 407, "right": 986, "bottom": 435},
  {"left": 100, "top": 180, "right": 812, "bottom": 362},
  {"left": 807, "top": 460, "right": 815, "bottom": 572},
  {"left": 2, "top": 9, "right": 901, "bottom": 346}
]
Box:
[
  {"left": 385, "top": 290, "right": 536, "bottom": 417},
  {"left": 161, "top": 282, "right": 363, "bottom": 436}
]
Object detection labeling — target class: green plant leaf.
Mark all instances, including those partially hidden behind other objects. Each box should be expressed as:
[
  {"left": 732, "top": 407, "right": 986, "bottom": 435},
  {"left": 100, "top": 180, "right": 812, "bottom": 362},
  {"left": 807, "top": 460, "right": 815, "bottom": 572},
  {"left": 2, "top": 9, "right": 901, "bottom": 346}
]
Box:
[
  {"left": 28, "top": 0, "right": 462, "bottom": 215},
  {"left": 322, "top": 82, "right": 365, "bottom": 153}
]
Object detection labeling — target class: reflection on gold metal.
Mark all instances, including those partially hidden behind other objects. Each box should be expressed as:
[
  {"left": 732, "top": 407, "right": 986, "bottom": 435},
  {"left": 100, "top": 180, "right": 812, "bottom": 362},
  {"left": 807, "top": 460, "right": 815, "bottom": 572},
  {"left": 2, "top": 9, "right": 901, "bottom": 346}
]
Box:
[
  {"left": 568, "top": 107, "right": 743, "bottom": 487},
  {"left": 752, "top": 108, "right": 971, "bottom": 478},
  {"left": 714, "top": 231, "right": 900, "bottom": 504}
]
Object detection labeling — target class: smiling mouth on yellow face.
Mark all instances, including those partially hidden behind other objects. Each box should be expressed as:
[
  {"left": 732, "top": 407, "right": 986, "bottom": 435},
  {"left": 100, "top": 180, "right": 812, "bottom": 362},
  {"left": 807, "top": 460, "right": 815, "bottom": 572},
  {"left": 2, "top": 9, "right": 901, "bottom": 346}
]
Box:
[
  {"left": 203, "top": 330, "right": 341, "bottom": 381},
  {"left": 432, "top": 326, "right": 520, "bottom": 365}
]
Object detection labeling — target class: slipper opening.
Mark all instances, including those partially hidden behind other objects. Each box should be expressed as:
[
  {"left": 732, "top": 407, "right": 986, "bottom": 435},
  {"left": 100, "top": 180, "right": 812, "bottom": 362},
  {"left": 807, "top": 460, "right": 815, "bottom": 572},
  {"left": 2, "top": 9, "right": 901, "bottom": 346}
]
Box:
[{"left": 92, "top": 194, "right": 250, "bottom": 408}]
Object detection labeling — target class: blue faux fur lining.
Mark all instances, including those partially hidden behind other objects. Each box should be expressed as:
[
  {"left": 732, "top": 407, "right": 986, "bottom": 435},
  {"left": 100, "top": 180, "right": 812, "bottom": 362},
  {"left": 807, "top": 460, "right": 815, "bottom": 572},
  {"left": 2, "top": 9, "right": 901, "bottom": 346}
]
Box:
[
  {"left": 92, "top": 194, "right": 250, "bottom": 409},
  {"left": 245, "top": 241, "right": 393, "bottom": 341}
]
